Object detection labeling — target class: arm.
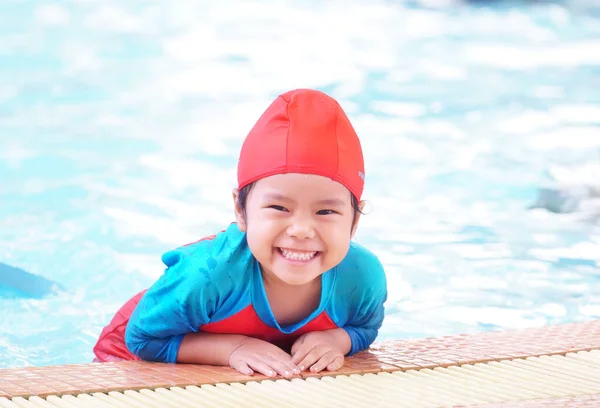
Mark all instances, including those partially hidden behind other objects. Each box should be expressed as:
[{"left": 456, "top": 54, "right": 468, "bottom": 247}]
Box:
[
  {"left": 125, "top": 249, "right": 235, "bottom": 363},
  {"left": 342, "top": 295, "right": 386, "bottom": 355},
  {"left": 176, "top": 332, "right": 247, "bottom": 365},
  {"left": 341, "top": 256, "right": 388, "bottom": 356},
  {"left": 179, "top": 332, "right": 300, "bottom": 378}
]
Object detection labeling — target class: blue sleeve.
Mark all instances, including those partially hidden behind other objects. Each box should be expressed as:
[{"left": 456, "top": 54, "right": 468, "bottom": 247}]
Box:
[
  {"left": 125, "top": 249, "right": 226, "bottom": 363},
  {"left": 338, "top": 246, "right": 388, "bottom": 356}
]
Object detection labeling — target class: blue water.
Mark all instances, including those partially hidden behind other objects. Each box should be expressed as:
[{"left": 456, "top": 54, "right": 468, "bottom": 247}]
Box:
[{"left": 1, "top": 0, "right": 600, "bottom": 369}]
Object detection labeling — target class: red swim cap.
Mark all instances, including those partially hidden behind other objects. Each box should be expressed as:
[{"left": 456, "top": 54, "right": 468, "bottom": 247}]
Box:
[{"left": 237, "top": 89, "right": 365, "bottom": 200}]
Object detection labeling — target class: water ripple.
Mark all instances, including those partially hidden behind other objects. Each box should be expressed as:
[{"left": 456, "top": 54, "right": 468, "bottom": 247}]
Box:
[{"left": 0, "top": 0, "right": 599, "bottom": 368}]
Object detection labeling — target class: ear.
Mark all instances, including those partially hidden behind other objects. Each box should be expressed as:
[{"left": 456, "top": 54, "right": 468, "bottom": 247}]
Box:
[
  {"left": 232, "top": 188, "right": 247, "bottom": 232},
  {"left": 350, "top": 200, "right": 366, "bottom": 238}
]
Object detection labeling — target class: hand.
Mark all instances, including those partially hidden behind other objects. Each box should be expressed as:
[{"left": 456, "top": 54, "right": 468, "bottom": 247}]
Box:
[
  {"left": 228, "top": 336, "right": 300, "bottom": 378},
  {"left": 291, "top": 329, "right": 350, "bottom": 373}
]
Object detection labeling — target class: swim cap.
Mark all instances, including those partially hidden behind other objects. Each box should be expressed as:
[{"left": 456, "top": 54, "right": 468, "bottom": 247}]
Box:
[{"left": 237, "top": 89, "right": 365, "bottom": 200}]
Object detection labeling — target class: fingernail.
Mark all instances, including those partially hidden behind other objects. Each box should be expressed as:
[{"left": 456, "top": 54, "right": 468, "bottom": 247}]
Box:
[
  {"left": 268, "top": 370, "right": 275, "bottom": 377},
  {"left": 293, "top": 367, "right": 301, "bottom": 374},
  {"left": 298, "top": 365, "right": 304, "bottom": 372},
  {"left": 284, "top": 370, "right": 290, "bottom": 377}
]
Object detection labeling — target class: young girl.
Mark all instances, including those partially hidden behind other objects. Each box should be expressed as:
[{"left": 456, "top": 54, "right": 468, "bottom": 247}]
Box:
[{"left": 93, "top": 89, "right": 388, "bottom": 378}]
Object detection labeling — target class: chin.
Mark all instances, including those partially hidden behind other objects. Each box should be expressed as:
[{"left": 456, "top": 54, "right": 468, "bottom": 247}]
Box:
[{"left": 277, "top": 273, "right": 321, "bottom": 287}]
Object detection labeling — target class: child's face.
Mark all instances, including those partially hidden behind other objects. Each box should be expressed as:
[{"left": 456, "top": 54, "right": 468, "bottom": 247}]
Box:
[{"left": 233, "top": 173, "right": 364, "bottom": 287}]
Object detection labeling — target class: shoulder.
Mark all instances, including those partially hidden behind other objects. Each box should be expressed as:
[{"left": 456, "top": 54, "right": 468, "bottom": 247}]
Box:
[
  {"left": 159, "top": 223, "right": 253, "bottom": 286},
  {"left": 335, "top": 241, "right": 387, "bottom": 290}
]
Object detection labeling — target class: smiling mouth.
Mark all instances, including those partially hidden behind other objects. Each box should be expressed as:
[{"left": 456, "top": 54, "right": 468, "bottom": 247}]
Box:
[{"left": 277, "top": 247, "right": 320, "bottom": 262}]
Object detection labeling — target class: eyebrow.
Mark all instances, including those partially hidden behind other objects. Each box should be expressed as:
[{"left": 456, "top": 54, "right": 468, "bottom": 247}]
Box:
[
  {"left": 316, "top": 198, "right": 346, "bottom": 207},
  {"left": 263, "top": 193, "right": 293, "bottom": 202},
  {"left": 263, "top": 193, "right": 346, "bottom": 207}
]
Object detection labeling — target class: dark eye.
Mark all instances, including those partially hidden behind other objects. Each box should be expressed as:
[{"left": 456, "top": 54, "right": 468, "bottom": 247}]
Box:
[
  {"left": 317, "top": 209, "right": 336, "bottom": 215},
  {"left": 268, "top": 205, "right": 288, "bottom": 212}
]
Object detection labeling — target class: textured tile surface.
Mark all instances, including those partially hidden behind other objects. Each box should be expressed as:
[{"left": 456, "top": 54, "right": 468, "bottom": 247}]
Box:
[
  {"left": 0, "top": 320, "right": 599, "bottom": 406},
  {"left": 454, "top": 394, "right": 600, "bottom": 408}
]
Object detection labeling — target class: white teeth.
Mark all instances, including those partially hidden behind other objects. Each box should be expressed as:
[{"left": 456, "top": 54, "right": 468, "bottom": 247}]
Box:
[{"left": 279, "top": 248, "right": 317, "bottom": 262}]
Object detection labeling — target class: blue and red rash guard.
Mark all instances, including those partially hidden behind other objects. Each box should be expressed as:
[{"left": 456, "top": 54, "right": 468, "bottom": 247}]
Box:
[{"left": 93, "top": 223, "right": 387, "bottom": 363}]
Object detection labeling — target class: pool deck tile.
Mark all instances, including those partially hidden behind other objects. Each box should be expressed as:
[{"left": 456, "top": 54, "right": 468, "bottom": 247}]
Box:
[{"left": 0, "top": 319, "right": 599, "bottom": 407}]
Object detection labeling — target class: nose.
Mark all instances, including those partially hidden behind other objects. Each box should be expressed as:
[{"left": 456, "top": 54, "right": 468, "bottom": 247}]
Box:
[{"left": 286, "top": 213, "right": 316, "bottom": 240}]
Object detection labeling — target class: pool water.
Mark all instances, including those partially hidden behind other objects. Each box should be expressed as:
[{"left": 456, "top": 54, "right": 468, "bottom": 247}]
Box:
[
  {"left": 1, "top": 0, "right": 600, "bottom": 369},
  {"left": 0, "top": 285, "right": 28, "bottom": 300}
]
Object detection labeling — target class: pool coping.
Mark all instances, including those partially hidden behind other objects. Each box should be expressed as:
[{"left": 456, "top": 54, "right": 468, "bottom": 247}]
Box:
[{"left": 1, "top": 319, "right": 599, "bottom": 407}]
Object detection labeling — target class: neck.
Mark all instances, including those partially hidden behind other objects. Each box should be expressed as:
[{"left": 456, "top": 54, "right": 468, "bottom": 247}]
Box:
[{"left": 260, "top": 267, "right": 321, "bottom": 294}]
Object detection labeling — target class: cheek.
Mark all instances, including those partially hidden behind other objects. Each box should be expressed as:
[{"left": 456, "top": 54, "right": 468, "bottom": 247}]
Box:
[
  {"left": 245, "top": 234, "right": 268, "bottom": 264},
  {"left": 248, "top": 212, "right": 284, "bottom": 237},
  {"left": 245, "top": 225, "right": 275, "bottom": 254},
  {"left": 323, "top": 228, "right": 352, "bottom": 256}
]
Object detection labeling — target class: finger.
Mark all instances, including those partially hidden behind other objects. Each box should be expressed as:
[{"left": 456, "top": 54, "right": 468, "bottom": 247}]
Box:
[
  {"left": 231, "top": 360, "right": 254, "bottom": 376},
  {"left": 326, "top": 355, "right": 344, "bottom": 371},
  {"left": 291, "top": 342, "right": 312, "bottom": 366},
  {"left": 267, "top": 347, "right": 301, "bottom": 375},
  {"left": 309, "top": 351, "right": 340, "bottom": 373},
  {"left": 292, "top": 340, "right": 319, "bottom": 368},
  {"left": 263, "top": 355, "right": 299, "bottom": 378},
  {"left": 296, "top": 346, "right": 325, "bottom": 372},
  {"left": 246, "top": 357, "right": 278, "bottom": 377},
  {"left": 290, "top": 335, "right": 305, "bottom": 356}
]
